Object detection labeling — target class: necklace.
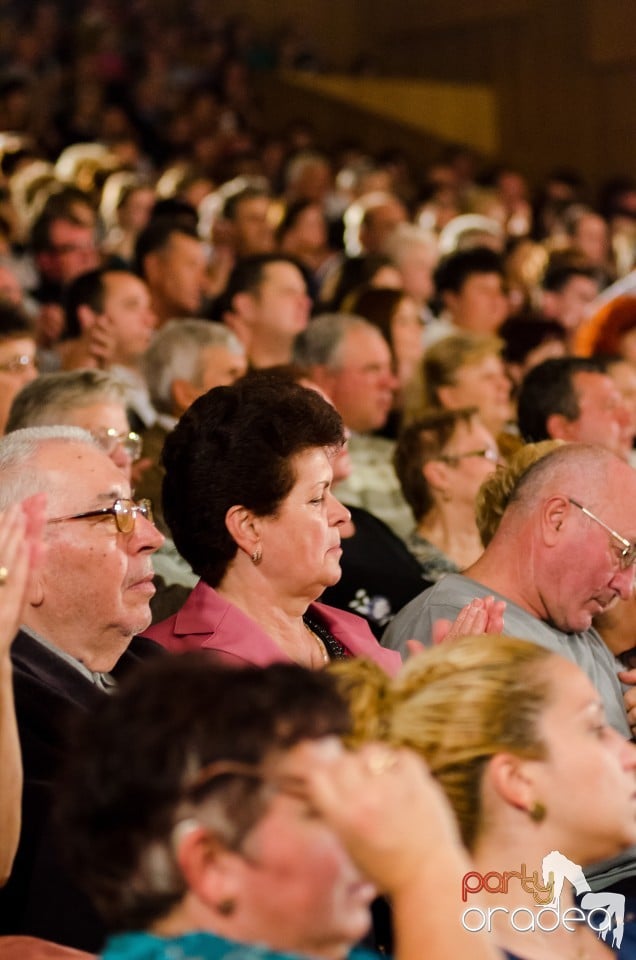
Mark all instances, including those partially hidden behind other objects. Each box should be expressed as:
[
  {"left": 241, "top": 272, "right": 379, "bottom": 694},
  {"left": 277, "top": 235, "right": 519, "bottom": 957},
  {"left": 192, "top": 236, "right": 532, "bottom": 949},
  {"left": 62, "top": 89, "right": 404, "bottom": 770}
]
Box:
[{"left": 304, "top": 621, "right": 330, "bottom": 664}]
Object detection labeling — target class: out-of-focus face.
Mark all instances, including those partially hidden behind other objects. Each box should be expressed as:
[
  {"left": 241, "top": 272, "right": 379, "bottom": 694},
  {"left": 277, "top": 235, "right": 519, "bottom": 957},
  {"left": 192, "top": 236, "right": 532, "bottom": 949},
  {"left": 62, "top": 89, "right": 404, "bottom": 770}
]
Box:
[
  {"left": 574, "top": 213, "right": 609, "bottom": 266},
  {"left": 328, "top": 325, "right": 398, "bottom": 433},
  {"left": 567, "top": 371, "right": 634, "bottom": 460},
  {"left": 398, "top": 243, "right": 437, "bottom": 304},
  {"left": 446, "top": 272, "right": 508, "bottom": 335},
  {"left": 549, "top": 275, "right": 599, "bottom": 333},
  {"left": 224, "top": 737, "right": 375, "bottom": 957},
  {"left": 0, "top": 265, "right": 23, "bottom": 305},
  {"left": 233, "top": 196, "right": 275, "bottom": 256},
  {"left": 254, "top": 447, "right": 350, "bottom": 601},
  {"left": 197, "top": 344, "right": 248, "bottom": 392},
  {"left": 390, "top": 296, "right": 423, "bottom": 361},
  {"left": 283, "top": 204, "right": 328, "bottom": 256},
  {"left": 529, "top": 659, "right": 636, "bottom": 864},
  {"left": 606, "top": 360, "right": 636, "bottom": 439},
  {"left": 34, "top": 440, "right": 163, "bottom": 667},
  {"left": 61, "top": 401, "right": 136, "bottom": 481},
  {"left": 151, "top": 232, "right": 207, "bottom": 319},
  {"left": 438, "top": 353, "right": 512, "bottom": 437},
  {"left": 360, "top": 200, "right": 407, "bottom": 255},
  {"left": 251, "top": 262, "right": 311, "bottom": 341},
  {"left": 0, "top": 335, "right": 37, "bottom": 431},
  {"left": 439, "top": 418, "right": 499, "bottom": 505},
  {"left": 43, "top": 219, "right": 100, "bottom": 284},
  {"left": 119, "top": 187, "right": 155, "bottom": 234},
  {"left": 101, "top": 272, "right": 157, "bottom": 363}
]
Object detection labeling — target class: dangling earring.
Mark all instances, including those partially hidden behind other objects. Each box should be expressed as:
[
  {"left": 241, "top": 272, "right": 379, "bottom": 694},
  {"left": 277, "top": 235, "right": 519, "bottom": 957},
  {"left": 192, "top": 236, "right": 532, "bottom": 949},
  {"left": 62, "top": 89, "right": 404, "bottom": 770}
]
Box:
[
  {"left": 251, "top": 548, "right": 262, "bottom": 564},
  {"left": 528, "top": 801, "right": 546, "bottom": 823}
]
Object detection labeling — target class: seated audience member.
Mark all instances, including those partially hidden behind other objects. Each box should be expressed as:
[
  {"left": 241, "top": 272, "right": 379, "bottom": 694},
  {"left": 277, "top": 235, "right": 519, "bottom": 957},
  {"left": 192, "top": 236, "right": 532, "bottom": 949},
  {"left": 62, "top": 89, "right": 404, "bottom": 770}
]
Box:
[
  {"left": 58, "top": 268, "right": 157, "bottom": 428},
  {"left": 539, "top": 256, "right": 601, "bottom": 349},
  {"left": 0, "top": 303, "right": 38, "bottom": 433},
  {"left": 0, "top": 426, "right": 164, "bottom": 950},
  {"left": 382, "top": 223, "right": 438, "bottom": 325},
  {"left": 344, "top": 191, "right": 408, "bottom": 258},
  {"left": 405, "top": 333, "right": 514, "bottom": 452},
  {"left": 319, "top": 254, "right": 403, "bottom": 312},
  {"left": 563, "top": 205, "right": 613, "bottom": 281},
  {"left": 343, "top": 286, "right": 424, "bottom": 435},
  {"left": 277, "top": 199, "right": 335, "bottom": 295},
  {"left": 337, "top": 634, "right": 636, "bottom": 960},
  {"left": 294, "top": 314, "right": 412, "bottom": 539},
  {"left": 383, "top": 443, "right": 636, "bottom": 750},
  {"left": 517, "top": 356, "right": 634, "bottom": 461},
  {"left": 143, "top": 378, "right": 399, "bottom": 673},
  {"left": 6, "top": 370, "right": 140, "bottom": 482},
  {"left": 138, "top": 319, "right": 247, "bottom": 533},
  {"left": 56, "top": 656, "right": 497, "bottom": 960},
  {"left": 134, "top": 219, "right": 207, "bottom": 328},
  {"left": 6, "top": 370, "right": 192, "bottom": 615},
  {"left": 0, "top": 496, "right": 45, "bottom": 886},
  {"left": 220, "top": 254, "right": 311, "bottom": 368},
  {"left": 100, "top": 173, "right": 156, "bottom": 266},
  {"left": 254, "top": 366, "right": 426, "bottom": 640},
  {"left": 498, "top": 314, "right": 567, "bottom": 394},
  {"left": 427, "top": 245, "right": 508, "bottom": 344},
  {"left": 394, "top": 408, "right": 499, "bottom": 580}
]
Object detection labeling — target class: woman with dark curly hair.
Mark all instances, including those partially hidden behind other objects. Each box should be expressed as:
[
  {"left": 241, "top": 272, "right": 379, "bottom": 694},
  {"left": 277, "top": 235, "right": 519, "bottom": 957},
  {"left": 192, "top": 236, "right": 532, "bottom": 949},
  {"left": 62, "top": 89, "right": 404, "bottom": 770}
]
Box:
[{"left": 143, "top": 375, "right": 399, "bottom": 672}]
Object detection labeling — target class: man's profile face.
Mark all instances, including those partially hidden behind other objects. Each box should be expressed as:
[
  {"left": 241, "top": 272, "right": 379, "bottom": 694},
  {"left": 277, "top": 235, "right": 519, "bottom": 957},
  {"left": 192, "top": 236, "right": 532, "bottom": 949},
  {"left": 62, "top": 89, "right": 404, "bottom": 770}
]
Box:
[
  {"left": 44, "top": 219, "right": 100, "bottom": 284},
  {"left": 35, "top": 440, "right": 163, "bottom": 662},
  {"left": 328, "top": 326, "right": 397, "bottom": 433},
  {"left": 101, "top": 272, "right": 156, "bottom": 362},
  {"left": 252, "top": 262, "right": 311, "bottom": 340},
  {"left": 446, "top": 271, "right": 508, "bottom": 335},
  {"left": 545, "top": 483, "right": 636, "bottom": 634},
  {"left": 233, "top": 196, "right": 275, "bottom": 256},
  {"left": 569, "top": 371, "right": 634, "bottom": 461},
  {"left": 154, "top": 232, "right": 207, "bottom": 317}
]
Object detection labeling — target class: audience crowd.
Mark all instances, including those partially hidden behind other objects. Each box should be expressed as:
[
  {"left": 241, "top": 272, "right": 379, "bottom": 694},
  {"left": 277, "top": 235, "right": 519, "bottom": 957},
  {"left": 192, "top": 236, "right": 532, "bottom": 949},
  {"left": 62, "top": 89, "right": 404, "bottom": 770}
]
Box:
[{"left": 3, "top": 4, "right": 636, "bottom": 960}]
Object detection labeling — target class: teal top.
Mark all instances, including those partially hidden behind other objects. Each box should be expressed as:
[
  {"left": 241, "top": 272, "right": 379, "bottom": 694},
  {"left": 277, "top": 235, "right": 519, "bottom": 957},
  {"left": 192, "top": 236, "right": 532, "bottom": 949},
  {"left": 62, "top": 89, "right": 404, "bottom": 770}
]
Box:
[{"left": 101, "top": 931, "right": 385, "bottom": 960}]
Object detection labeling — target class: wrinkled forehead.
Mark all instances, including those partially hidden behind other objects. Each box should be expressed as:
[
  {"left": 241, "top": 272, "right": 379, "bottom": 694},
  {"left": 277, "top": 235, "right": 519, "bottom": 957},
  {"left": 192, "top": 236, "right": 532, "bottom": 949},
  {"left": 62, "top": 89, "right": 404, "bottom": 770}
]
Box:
[{"left": 32, "top": 440, "right": 130, "bottom": 512}]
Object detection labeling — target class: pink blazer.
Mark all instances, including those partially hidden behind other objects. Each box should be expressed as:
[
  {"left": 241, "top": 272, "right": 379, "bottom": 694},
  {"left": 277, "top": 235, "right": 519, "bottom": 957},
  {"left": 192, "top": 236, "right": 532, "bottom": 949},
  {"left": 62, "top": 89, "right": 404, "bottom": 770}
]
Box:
[{"left": 144, "top": 580, "right": 401, "bottom": 675}]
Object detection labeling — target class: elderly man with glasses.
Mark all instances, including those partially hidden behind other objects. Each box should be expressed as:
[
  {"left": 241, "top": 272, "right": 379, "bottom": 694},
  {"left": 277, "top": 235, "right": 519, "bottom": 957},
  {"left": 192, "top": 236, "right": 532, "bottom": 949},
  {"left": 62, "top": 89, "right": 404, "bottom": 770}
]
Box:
[{"left": 0, "top": 425, "right": 164, "bottom": 951}]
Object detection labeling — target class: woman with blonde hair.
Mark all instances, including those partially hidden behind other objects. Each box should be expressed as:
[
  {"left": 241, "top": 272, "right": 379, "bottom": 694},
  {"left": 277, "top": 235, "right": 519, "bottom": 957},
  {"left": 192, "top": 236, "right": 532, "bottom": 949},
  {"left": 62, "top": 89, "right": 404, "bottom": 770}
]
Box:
[
  {"left": 405, "top": 333, "right": 514, "bottom": 449},
  {"left": 333, "top": 634, "right": 636, "bottom": 960}
]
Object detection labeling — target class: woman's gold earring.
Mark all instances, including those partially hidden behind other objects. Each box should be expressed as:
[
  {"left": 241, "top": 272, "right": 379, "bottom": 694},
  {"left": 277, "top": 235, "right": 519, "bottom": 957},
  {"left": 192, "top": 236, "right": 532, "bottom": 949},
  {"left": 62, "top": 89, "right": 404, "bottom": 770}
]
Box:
[{"left": 528, "top": 801, "right": 546, "bottom": 823}]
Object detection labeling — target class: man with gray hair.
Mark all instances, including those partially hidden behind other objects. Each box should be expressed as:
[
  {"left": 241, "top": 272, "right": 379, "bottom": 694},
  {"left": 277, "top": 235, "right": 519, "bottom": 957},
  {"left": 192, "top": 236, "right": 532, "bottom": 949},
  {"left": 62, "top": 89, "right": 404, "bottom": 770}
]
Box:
[
  {"left": 6, "top": 369, "right": 141, "bottom": 481},
  {"left": 138, "top": 319, "right": 246, "bottom": 532},
  {"left": 294, "top": 313, "right": 412, "bottom": 539},
  {"left": 0, "top": 425, "right": 164, "bottom": 949}
]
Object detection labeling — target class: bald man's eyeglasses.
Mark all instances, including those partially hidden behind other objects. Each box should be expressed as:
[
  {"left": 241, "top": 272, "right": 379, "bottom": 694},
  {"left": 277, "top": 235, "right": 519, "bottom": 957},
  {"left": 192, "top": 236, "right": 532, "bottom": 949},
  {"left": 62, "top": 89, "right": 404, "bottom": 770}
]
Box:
[{"left": 568, "top": 498, "right": 636, "bottom": 570}]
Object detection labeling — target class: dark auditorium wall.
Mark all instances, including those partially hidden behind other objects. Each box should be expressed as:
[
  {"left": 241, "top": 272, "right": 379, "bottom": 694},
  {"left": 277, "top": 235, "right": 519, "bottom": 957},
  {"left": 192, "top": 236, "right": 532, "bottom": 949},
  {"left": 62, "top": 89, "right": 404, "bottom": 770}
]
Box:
[{"left": 217, "top": 0, "right": 636, "bottom": 189}]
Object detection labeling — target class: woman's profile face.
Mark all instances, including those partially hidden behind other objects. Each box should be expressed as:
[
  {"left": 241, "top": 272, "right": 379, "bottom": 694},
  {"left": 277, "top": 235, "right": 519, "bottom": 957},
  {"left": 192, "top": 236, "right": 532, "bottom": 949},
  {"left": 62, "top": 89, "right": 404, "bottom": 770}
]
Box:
[
  {"left": 227, "top": 738, "right": 375, "bottom": 956},
  {"left": 440, "top": 418, "right": 499, "bottom": 504},
  {"left": 256, "top": 446, "right": 350, "bottom": 601},
  {"left": 390, "top": 295, "right": 424, "bottom": 369},
  {"left": 529, "top": 659, "right": 636, "bottom": 865}
]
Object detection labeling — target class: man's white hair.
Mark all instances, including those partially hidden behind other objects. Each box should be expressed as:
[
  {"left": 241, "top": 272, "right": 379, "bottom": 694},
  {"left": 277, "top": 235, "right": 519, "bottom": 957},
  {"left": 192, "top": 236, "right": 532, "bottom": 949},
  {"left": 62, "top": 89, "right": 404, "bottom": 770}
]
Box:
[{"left": 0, "top": 425, "right": 98, "bottom": 510}]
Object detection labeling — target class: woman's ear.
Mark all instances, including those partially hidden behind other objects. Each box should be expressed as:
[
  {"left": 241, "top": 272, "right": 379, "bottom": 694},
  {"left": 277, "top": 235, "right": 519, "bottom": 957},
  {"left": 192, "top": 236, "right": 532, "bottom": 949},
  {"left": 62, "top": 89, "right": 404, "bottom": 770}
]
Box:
[
  {"left": 486, "top": 752, "right": 539, "bottom": 815},
  {"left": 422, "top": 458, "right": 451, "bottom": 498},
  {"left": 225, "top": 504, "right": 260, "bottom": 557},
  {"left": 175, "top": 823, "right": 241, "bottom": 915}
]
